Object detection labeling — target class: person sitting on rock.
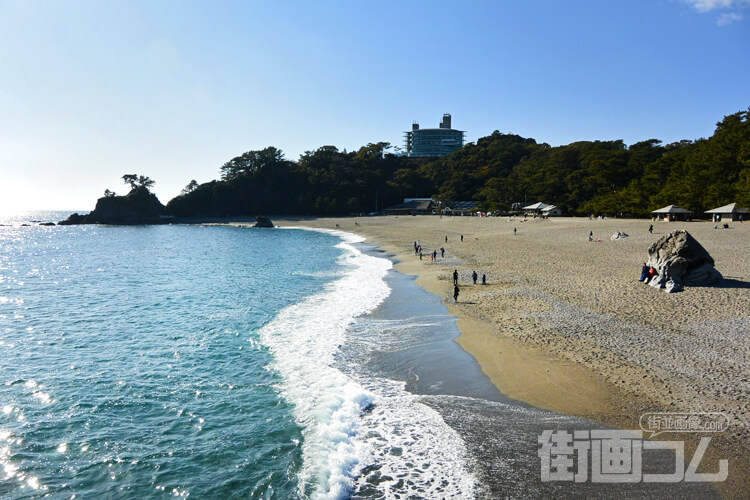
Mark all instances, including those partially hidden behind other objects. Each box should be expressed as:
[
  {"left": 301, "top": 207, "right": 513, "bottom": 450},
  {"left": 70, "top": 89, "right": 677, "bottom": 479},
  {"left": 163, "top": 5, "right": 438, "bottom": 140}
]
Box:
[
  {"left": 645, "top": 266, "right": 657, "bottom": 284},
  {"left": 639, "top": 263, "right": 649, "bottom": 282}
]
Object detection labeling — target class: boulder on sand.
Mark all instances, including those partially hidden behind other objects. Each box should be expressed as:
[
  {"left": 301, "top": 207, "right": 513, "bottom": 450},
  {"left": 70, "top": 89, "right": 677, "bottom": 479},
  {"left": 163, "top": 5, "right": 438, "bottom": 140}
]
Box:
[
  {"left": 646, "top": 230, "right": 722, "bottom": 292},
  {"left": 611, "top": 231, "right": 629, "bottom": 241},
  {"left": 253, "top": 215, "right": 275, "bottom": 228}
]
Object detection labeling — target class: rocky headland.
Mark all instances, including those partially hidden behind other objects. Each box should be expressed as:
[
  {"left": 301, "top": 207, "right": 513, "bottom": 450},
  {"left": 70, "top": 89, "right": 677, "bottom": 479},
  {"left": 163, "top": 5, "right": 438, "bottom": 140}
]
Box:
[{"left": 58, "top": 187, "right": 169, "bottom": 225}]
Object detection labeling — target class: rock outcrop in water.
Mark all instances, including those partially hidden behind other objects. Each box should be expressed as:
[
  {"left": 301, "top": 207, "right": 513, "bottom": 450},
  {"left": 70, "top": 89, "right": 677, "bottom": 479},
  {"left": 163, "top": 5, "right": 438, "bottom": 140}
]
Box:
[
  {"left": 59, "top": 187, "right": 168, "bottom": 225},
  {"left": 253, "top": 215, "right": 275, "bottom": 228},
  {"left": 646, "top": 230, "right": 722, "bottom": 292}
]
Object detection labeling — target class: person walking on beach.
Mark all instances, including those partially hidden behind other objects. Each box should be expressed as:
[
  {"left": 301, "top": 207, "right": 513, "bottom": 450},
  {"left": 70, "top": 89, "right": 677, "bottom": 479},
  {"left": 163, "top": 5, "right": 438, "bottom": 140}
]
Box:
[
  {"left": 433, "top": 250, "right": 437, "bottom": 261},
  {"left": 472, "top": 271, "right": 478, "bottom": 284},
  {"left": 648, "top": 224, "right": 653, "bottom": 234},
  {"left": 453, "top": 269, "right": 458, "bottom": 285},
  {"left": 513, "top": 227, "right": 517, "bottom": 236},
  {"left": 414, "top": 241, "right": 418, "bottom": 255},
  {"left": 419, "top": 250, "right": 423, "bottom": 261},
  {"left": 588, "top": 231, "right": 593, "bottom": 242},
  {"left": 482, "top": 273, "right": 486, "bottom": 285},
  {"left": 445, "top": 235, "right": 448, "bottom": 243},
  {"left": 453, "top": 284, "right": 460, "bottom": 303},
  {"left": 460, "top": 234, "right": 464, "bottom": 242},
  {"left": 440, "top": 247, "right": 445, "bottom": 258}
]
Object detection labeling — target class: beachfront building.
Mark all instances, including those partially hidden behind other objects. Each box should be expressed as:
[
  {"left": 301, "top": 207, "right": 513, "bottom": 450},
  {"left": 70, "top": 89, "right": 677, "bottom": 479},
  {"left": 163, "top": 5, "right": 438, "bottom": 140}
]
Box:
[
  {"left": 384, "top": 198, "right": 436, "bottom": 215},
  {"left": 705, "top": 203, "right": 749, "bottom": 221},
  {"left": 404, "top": 114, "right": 465, "bottom": 158},
  {"left": 444, "top": 201, "right": 479, "bottom": 216},
  {"left": 651, "top": 205, "right": 693, "bottom": 221},
  {"left": 523, "top": 202, "right": 560, "bottom": 217}
]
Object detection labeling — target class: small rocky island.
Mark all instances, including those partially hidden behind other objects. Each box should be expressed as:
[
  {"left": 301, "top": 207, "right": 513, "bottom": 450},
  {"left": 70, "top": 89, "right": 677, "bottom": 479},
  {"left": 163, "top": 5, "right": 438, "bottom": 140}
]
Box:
[{"left": 59, "top": 175, "right": 169, "bottom": 225}]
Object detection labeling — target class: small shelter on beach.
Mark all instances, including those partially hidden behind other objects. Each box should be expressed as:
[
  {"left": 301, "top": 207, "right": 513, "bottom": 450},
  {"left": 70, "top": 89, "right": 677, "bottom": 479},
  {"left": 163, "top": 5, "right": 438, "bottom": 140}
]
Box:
[
  {"left": 385, "top": 198, "right": 436, "bottom": 215},
  {"left": 541, "top": 204, "right": 562, "bottom": 217},
  {"left": 523, "top": 202, "right": 560, "bottom": 217},
  {"left": 444, "top": 201, "right": 479, "bottom": 216},
  {"left": 651, "top": 205, "right": 693, "bottom": 222},
  {"left": 705, "top": 203, "right": 749, "bottom": 222}
]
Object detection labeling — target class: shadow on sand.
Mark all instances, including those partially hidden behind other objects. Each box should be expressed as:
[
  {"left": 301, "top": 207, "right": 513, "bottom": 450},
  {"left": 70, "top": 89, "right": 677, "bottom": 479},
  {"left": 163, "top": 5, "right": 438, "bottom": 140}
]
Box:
[
  {"left": 687, "top": 277, "right": 750, "bottom": 289},
  {"left": 716, "top": 277, "right": 750, "bottom": 289}
]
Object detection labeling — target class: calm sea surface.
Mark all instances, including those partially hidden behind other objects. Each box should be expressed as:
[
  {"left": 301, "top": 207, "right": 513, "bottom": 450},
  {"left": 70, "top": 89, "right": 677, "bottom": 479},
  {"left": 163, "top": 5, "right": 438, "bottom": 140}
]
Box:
[{"left": 0, "top": 212, "right": 480, "bottom": 499}]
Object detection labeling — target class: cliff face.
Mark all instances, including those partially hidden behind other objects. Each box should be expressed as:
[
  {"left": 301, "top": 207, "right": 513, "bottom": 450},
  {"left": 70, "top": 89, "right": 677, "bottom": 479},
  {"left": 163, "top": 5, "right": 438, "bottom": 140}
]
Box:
[{"left": 59, "top": 187, "right": 168, "bottom": 225}]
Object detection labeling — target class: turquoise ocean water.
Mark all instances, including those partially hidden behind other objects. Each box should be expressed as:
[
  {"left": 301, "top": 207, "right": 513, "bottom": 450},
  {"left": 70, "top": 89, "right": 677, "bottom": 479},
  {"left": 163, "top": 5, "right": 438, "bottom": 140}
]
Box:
[{"left": 0, "top": 212, "right": 480, "bottom": 499}]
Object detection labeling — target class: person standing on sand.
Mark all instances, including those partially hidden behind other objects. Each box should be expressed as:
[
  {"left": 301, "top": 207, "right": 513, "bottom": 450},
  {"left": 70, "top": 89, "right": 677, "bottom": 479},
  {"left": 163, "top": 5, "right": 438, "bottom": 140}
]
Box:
[
  {"left": 453, "top": 284, "right": 460, "bottom": 303},
  {"left": 453, "top": 269, "right": 458, "bottom": 285},
  {"left": 588, "top": 231, "right": 593, "bottom": 242},
  {"left": 440, "top": 247, "right": 445, "bottom": 258},
  {"left": 514, "top": 227, "right": 517, "bottom": 236},
  {"left": 460, "top": 235, "right": 464, "bottom": 242},
  {"left": 419, "top": 251, "right": 423, "bottom": 260},
  {"left": 472, "top": 271, "right": 478, "bottom": 284},
  {"left": 482, "top": 273, "right": 486, "bottom": 285},
  {"left": 649, "top": 224, "right": 653, "bottom": 234},
  {"left": 445, "top": 236, "right": 448, "bottom": 243}
]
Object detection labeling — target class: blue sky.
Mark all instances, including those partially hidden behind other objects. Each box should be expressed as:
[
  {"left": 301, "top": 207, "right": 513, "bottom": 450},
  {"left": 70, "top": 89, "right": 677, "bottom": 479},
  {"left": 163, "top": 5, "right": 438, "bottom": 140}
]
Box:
[{"left": 0, "top": 0, "right": 748, "bottom": 211}]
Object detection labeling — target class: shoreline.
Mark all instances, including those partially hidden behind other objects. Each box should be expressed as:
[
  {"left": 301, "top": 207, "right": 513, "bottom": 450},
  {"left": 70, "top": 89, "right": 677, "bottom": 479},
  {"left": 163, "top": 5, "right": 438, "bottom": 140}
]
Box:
[
  {"left": 229, "top": 216, "right": 748, "bottom": 497},
  {"left": 346, "top": 236, "right": 718, "bottom": 498}
]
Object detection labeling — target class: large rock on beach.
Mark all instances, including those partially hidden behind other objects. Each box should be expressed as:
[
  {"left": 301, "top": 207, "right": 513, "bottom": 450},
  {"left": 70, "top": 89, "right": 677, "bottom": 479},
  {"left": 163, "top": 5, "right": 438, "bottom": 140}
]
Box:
[
  {"left": 646, "top": 230, "right": 722, "bottom": 292},
  {"left": 253, "top": 215, "right": 275, "bottom": 228}
]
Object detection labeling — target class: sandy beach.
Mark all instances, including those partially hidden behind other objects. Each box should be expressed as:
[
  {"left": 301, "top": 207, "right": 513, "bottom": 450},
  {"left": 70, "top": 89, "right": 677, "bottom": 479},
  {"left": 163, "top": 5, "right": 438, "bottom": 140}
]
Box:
[{"left": 243, "top": 215, "right": 749, "bottom": 496}]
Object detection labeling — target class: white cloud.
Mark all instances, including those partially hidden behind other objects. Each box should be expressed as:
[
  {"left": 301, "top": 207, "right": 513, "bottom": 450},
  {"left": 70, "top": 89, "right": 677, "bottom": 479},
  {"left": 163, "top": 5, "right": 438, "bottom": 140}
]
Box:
[
  {"left": 717, "top": 11, "right": 744, "bottom": 23},
  {"left": 681, "top": 0, "right": 750, "bottom": 12}
]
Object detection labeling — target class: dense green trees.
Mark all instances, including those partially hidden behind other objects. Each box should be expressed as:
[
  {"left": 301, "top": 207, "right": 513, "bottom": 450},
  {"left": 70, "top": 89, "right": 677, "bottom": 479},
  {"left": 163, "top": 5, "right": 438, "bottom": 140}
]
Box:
[{"left": 166, "top": 108, "right": 749, "bottom": 218}]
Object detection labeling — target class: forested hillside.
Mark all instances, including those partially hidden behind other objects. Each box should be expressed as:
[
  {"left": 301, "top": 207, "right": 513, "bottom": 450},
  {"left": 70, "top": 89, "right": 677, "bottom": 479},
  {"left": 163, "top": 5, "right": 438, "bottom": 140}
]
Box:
[{"left": 166, "top": 108, "right": 749, "bottom": 218}]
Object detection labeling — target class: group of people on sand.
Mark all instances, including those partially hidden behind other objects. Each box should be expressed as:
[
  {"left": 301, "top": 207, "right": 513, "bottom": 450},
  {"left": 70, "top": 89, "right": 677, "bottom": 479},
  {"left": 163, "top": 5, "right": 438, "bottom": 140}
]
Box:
[
  {"left": 413, "top": 240, "right": 487, "bottom": 303},
  {"left": 451, "top": 269, "right": 487, "bottom": 303},
  {"left": 414, "top": 241, "right": 446, "bottom": 261}
]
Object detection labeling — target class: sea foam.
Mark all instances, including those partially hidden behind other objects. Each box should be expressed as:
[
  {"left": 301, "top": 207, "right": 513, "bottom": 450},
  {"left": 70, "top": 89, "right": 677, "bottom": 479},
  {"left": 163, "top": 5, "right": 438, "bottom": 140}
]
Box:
[
  {"left": 260, "top": 229, "right": 476, "bottom": 499},
  {"left": 259, "top": 230, "right": 391, "bottom": 498}
]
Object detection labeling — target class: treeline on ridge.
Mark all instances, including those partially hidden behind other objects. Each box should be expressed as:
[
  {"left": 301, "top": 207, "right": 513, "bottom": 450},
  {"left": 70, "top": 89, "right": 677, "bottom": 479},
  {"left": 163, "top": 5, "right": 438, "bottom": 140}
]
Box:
[{"left": 166, "top": 108, "right": 750, "bottom": 218}]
